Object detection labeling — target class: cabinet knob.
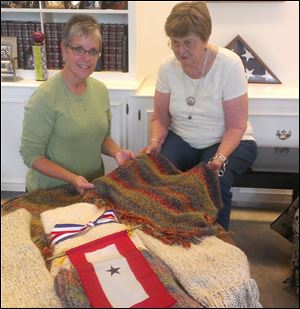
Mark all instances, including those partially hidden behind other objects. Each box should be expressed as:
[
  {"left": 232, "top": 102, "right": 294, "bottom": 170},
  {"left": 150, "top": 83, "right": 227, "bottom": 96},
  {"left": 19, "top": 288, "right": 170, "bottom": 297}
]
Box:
[{"left": 276, "top": 129, "right": 291, "bottom": 140}]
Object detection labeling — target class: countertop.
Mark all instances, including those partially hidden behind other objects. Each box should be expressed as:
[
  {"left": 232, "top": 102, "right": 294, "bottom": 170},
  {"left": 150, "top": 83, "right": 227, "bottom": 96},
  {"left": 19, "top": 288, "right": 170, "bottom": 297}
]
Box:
[{"left": 135, "top": 78, "right": 299, "bottom": 100}]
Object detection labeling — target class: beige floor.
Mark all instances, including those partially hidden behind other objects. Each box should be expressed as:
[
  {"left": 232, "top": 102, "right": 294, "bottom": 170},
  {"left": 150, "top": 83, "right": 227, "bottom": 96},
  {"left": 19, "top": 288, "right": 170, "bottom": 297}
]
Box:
[
  {"left": 230, "top": 204, "right": 299, "bottom": 308},
  {"left": 231, "top": 207, "right": 282, "bottom": 222}
]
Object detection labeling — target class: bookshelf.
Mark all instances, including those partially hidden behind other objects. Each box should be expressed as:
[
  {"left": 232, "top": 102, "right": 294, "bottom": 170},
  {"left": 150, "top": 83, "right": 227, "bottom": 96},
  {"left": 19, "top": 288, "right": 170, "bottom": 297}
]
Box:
[{"left": 1, "top": 1, "right": 137, "bottom": 81}]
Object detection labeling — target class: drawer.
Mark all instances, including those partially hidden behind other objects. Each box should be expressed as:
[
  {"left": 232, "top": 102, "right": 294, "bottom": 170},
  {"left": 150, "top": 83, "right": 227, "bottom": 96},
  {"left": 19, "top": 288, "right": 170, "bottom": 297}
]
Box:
[
  {"left": 249, "top": 114, "right": 299, "bottom": 147},
  {"left": 251, "top": 147, "right": 299, "bottom": 172}
]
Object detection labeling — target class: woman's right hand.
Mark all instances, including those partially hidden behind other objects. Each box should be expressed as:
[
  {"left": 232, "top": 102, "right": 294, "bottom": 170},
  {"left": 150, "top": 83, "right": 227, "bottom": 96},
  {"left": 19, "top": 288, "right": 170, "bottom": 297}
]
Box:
[
  {"left": 144, "top": 139, "right": 162, "bottom": 155},
  {"left": 71, "top": 175, "right": 94, "bottom": 194}
]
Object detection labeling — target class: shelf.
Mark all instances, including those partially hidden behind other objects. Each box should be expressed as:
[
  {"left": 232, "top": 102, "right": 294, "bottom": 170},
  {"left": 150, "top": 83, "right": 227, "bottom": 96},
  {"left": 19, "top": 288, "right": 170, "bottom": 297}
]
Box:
[
  {"left": 1, "top": 8, "right": 41, "bottom": 12},
  {"left": 1, "top": 2, "right": 137, "bottom": 81},
  {"left": 1, "top": 70, "right": 146, "bottom": 91}
]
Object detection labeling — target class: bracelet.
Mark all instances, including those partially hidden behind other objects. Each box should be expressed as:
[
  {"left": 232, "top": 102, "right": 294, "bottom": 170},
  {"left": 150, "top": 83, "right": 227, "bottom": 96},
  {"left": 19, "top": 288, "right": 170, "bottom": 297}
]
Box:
[
  {"left": 151, "top": 138, "right": 161, "bottom": 144},
  {"left": 208, "top": 153, "right": 229, "bottom": 177},
  {"left": 209, "top": 153, "right": 228, "bottom": 164}
]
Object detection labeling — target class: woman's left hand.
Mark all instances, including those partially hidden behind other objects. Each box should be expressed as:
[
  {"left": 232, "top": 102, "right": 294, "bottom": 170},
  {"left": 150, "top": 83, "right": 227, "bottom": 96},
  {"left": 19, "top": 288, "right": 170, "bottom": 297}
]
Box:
[
  {"left": 115, "top": 149, "right": 135, "bottom": 165},
  {"left": 208, "top": 159, "right": 223, "bottom": 171}
]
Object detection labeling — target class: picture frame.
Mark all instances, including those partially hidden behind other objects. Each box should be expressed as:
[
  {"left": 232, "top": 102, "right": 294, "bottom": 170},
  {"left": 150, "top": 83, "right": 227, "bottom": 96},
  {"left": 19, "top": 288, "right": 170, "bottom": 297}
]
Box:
[
  {"left": 1, "top": 36, "right": 22, "bottom": 80},
  {"left": 1, "top": 36, "right": 17, "bottom": 60},
  {"left": 1, "top": 36, "right": 18, "bottom": 72},
  {"left": 225, "top": 35, "right": 281, "bottom": 84}
]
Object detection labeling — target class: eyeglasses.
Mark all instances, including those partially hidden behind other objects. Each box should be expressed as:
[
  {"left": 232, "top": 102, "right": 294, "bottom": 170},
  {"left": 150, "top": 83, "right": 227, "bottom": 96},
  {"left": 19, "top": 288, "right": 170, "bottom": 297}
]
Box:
[
  {"left": 168, "top": 40, "right": 198, "bottom": 51},
  {"left": 67, "top": 44, "right": 101, "bottom": 57}
]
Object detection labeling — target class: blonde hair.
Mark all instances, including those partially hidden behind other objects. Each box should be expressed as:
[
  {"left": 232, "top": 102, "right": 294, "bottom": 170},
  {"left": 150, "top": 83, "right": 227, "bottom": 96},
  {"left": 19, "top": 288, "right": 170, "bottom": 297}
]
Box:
[{"left": 165, "top": 1, "right": 211, "bottom": 42}]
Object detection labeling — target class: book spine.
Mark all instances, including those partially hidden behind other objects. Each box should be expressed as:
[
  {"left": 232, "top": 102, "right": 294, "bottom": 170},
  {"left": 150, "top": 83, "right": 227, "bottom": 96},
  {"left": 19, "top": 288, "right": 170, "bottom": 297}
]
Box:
[
  {"left": 122, "top": 24, "right": 128, "bottom": 72},
  {"left": 44, "top": 23, "right": 52, "bottom": 69},
  {"left": 109, "top": 23, "right": 117, "bottom": 71},
  {"left": 1, "top": 21, "right": 8, "bottom": 36},
  {"left": 50, "top": 23, "right": 60, "bottom": 69},
  {"left": 57, "top": 22, "right": 65, "bottom": 69},
  {"left": 116, "top": 24, "right": 125, "bottom": 72},
  {"left": 101, "top": 23, "right": 110, "bottom": 71}
]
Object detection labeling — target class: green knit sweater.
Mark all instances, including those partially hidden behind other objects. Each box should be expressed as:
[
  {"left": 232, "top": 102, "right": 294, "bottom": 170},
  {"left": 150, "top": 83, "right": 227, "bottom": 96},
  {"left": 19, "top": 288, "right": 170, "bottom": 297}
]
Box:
[{"left": 20, "top": 72, "right": 111, "bottom": 191}]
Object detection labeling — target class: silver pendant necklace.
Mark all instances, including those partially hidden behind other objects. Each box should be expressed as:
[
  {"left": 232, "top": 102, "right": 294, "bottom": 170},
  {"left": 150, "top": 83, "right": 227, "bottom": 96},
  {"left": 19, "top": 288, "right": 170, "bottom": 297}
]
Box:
[{"left": 183, "top": 49, "right": 209, "bottom": 120}]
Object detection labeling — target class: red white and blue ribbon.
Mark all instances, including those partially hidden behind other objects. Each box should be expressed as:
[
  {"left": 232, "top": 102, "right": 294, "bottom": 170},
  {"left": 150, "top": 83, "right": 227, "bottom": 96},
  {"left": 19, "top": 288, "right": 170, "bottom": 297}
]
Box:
[{"left": 50, "top": 210, "right": 119, "bottom": 246}]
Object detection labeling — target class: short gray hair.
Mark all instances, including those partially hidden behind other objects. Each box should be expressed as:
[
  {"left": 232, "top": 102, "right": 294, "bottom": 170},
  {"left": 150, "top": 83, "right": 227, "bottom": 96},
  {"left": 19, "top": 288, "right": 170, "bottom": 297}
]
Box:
[
  {"left": 62, "top": 14, "right": 102, "bottom": 47},
  {"left": 165, "top": 1, "right": 211, "bottom": 42}
]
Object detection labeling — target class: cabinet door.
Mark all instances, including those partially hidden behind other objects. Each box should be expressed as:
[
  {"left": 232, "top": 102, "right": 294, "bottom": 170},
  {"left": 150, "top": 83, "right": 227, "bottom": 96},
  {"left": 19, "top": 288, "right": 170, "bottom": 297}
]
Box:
[
  {"left": 1, "top": 88, "right": 35, "bottom": 191},
  {"left": 102, "top": 99, "right": 126, "bottom": 174},
  {"left": 126, "top": 96, "right": 154, "bottom": 154}
]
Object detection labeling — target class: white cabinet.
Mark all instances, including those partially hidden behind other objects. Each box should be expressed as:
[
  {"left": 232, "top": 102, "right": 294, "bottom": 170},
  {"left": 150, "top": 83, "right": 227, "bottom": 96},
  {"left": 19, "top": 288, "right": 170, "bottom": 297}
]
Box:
[
  {"left": 127, "top": 81, "right": 299, "bottom": 155},
  {"left": 1, "top": 86, "right": 33, "bottom": 191},
  {"left": 1, "top": 1, "right": 137, "bottom": 81}
]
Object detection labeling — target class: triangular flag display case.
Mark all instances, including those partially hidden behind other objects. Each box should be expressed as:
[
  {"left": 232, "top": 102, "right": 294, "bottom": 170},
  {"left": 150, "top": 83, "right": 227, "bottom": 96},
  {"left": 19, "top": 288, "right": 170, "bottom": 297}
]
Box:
[{"left": 225, "top": 35, "right": 281, "bottom": 84}]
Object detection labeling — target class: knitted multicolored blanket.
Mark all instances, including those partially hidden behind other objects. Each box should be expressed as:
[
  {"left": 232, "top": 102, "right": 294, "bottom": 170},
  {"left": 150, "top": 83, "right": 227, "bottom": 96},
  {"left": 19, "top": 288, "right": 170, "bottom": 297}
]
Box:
[
  {"left": 83, "top": 153, "right": 223, "bottom": 247},
  {"left": 1, "top": 153, "right": 223, "bottom": 248}
]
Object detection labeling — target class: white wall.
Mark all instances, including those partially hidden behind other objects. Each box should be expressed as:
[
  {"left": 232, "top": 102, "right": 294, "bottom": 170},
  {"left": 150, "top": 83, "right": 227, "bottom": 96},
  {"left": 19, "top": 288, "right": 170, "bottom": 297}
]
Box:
[{"left": 136, "top": 1, "right": 299, "bottom": 86}]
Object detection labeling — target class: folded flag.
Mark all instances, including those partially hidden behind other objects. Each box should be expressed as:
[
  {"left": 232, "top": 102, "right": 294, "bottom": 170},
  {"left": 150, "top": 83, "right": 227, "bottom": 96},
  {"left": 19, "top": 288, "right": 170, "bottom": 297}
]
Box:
[
  {"left": 50, "top": 209, "right": 119, "bottom": 246},
  {"left": 66, "top": 230, "right": 176, "bottom": 308}
]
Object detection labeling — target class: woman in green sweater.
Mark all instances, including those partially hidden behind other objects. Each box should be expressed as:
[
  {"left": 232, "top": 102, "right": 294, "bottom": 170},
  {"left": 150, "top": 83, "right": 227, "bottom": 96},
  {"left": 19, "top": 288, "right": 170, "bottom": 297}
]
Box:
[{"left": 20, "top": 14, "right": 134, "bottom": 193}]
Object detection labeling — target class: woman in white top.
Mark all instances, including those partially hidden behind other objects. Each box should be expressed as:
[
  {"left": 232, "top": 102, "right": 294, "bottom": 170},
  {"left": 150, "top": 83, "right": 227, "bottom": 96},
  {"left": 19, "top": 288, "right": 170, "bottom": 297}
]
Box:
[{"left": 145, "top": 1, "right": 257, "bottom": 230}]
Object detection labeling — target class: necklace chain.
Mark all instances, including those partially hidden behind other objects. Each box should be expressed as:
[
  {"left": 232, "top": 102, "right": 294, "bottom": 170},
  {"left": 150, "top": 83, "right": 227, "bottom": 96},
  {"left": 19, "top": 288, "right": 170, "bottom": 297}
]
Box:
[{"left": 183, "top": 49, "right": 209, "bottom": 119}]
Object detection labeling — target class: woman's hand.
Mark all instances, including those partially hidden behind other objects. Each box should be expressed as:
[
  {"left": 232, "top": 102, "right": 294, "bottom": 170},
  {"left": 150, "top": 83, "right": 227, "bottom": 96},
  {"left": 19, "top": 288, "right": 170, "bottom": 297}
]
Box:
[
  {"left": 71, "top": 175, "right": 94, "bottom": 194},
  {"left": 208, "top": 153, "right": 229, "bottom": 177},
  {"left": 144, "top": 139, "right": 162, "bottom": 155},
  {"left": 208, "top": 159, "right": 223, "bottom": 171},
  {"left": 115, "top": 149, "right": 135, "bottom": 165}
]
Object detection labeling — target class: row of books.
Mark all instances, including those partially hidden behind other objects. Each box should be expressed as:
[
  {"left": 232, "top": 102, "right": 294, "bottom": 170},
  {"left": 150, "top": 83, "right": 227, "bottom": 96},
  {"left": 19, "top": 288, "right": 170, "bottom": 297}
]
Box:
[
  {"left": 1, "top": 21, "right": 128, "bottom": 72},
  {"left": 1, "top": 1, "right": 128, "bottom": 10}
]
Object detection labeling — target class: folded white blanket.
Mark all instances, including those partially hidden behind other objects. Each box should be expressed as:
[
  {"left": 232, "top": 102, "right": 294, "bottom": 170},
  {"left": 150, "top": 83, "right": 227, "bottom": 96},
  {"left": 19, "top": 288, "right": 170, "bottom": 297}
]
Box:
[
  {"left": 136, "top": 230, "right": 262, "bottom": 308},
  {"left": 1, "top": 209, "right": 63, "bottom": 308}
]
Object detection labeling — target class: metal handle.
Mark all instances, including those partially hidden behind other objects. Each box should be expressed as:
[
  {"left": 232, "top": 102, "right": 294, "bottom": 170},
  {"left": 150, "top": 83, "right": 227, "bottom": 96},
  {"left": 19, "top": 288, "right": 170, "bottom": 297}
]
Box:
[{"left": 276, "top": 130, "right": 291, "bottom": 140}]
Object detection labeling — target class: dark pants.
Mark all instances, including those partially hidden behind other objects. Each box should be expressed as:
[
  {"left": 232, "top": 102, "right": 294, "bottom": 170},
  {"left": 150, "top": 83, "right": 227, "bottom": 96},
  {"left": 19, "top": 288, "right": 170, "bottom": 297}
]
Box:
[{"left": 161, "top": 130, "right": 258, "bottom": 230}]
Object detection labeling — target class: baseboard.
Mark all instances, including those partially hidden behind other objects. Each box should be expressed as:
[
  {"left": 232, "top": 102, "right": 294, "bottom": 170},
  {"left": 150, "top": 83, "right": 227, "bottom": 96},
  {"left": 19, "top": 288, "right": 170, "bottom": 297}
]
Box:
[
  {"left": 232, "top": 187, "right": 293, "bottom": 208},
  {"left": 1, "top": 181, "right": 26, "bottom": 192}
]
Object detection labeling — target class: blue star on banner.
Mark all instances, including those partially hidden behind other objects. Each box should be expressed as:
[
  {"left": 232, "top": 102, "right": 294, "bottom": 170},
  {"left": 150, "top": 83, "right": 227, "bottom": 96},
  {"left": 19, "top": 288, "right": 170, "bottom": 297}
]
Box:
[
  {"left": 225, "top": 35, "right": 281, "bottom": 84},
  {"left": 106, "top": 265, "right": 120, "bottom": 276}
]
